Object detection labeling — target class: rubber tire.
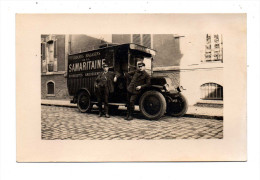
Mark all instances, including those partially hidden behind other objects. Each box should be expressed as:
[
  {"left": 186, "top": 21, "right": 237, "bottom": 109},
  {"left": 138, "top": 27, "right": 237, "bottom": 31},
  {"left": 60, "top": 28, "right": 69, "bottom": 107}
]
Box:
[
  {"left": 77, "top": 91, "right": 92, "bottom": 113},
  {"left": 139, "top": 91, "right": 166, "bottom": 120},
  {"left": 166, "top": 93, "right": 188, "bottom": 117}
]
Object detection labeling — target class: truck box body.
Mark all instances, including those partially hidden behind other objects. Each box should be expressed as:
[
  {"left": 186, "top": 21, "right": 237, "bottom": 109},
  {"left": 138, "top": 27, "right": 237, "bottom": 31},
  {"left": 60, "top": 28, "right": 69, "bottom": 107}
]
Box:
[{"left": 67, "top": 44, "right": 154, "bottom": 102}]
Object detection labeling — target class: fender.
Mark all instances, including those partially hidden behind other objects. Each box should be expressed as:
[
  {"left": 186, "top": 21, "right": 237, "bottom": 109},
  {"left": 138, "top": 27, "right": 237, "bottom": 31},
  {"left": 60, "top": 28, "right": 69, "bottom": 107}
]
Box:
[
  {"left": 77, "top": 88, "right": 91, "bottom": 97},
  {"left": 165, "top": 92, "right": 184, "bottom": 103},
  {"left": 151, "top": 85, "right": 164, "bottom": 90},
  {"left": 139, "top": 85, "right": 164, "bottom": 95},
  {"left": 71, "top": 88, "right": 91, "bottom": 104}
]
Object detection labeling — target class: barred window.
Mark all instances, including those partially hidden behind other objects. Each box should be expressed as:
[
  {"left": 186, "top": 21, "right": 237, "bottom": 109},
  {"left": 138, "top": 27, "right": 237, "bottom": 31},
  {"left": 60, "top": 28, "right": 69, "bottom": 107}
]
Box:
[{"left": 200, "top": 83, "right": 223, "bottom": 100}]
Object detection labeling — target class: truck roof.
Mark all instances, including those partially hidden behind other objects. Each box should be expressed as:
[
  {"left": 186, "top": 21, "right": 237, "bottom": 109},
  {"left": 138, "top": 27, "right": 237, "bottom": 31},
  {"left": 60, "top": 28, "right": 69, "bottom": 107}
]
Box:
[{"left": 69, "top": 43, "right": 156, "bottom": 56}]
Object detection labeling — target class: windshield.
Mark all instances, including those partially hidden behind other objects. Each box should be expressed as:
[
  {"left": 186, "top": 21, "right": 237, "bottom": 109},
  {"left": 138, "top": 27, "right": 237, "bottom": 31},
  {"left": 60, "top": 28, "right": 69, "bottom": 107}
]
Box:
[{"left": 130, "top": 55, "right": 152, "bottom": 75}]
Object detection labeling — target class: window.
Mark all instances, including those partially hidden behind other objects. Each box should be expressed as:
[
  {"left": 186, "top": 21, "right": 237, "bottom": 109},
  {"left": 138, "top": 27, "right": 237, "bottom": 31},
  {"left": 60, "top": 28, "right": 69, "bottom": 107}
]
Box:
[
  {"left": 132, "top": 34, "right": 152, "bottom": 48},
  {"left": 200, "top": 83, "right": 223, "bottom": 100},
  {"left": 133, "top": 34, "right": 141, "bottom": 44},
  {"left": 41, "top": 35, "right": 58, "bottom": 73},
  {"left": 204, "top": 34, "right": 223, "bottom": 63},
  {"left": 47, "top": 41, "right": 54, "bottom": 72},
  {"left": 206, "top": 34, "right": 211, "bottom": 43},
  {"left": 47, "top": 81, "right": 55, "bottom": 95},
  {"left": 142, "top": 34, "right": 151, "bottom": 48}
]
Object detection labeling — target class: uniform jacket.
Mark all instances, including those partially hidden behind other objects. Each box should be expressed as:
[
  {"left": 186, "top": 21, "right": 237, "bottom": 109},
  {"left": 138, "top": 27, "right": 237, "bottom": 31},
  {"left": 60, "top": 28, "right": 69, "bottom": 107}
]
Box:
[
  {"left": 95, "top": 71, "right": 120, "bottom": 94},
  {"left": 125, "top": 70, "right": 151, "bottom": 94}
]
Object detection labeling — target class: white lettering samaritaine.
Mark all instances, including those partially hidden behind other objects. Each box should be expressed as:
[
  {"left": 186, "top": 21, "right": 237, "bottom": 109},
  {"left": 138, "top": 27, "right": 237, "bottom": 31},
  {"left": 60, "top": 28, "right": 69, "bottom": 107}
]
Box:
[{"left": 69, "top": 59, "right": 106, "bottom": 72}]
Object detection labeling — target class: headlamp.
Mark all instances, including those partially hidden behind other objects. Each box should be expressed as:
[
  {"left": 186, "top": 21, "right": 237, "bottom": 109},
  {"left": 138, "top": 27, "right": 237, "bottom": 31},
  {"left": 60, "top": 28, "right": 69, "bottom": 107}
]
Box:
[{"left": 164, "top": 84, "right": 170, "bottom": 92}]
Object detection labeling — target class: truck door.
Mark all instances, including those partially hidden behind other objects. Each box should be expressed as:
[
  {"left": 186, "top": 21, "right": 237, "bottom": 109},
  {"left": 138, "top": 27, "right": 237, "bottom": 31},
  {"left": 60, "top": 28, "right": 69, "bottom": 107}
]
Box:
[{"left": 109, "top": 47, "right": 128, "bottom": 103}]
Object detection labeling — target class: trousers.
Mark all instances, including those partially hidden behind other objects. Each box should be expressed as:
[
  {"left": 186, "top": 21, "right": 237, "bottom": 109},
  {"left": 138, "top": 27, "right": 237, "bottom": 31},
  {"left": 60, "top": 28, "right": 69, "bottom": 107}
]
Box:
[
  {"left": 96, "top": 86, "right": 109, "bottom": 114},
  {"left": 128, "top": 94, "right": 138, "bottom": 107},
  {"left": 127, "top": 93, "right": 138, "bottom": 114}
]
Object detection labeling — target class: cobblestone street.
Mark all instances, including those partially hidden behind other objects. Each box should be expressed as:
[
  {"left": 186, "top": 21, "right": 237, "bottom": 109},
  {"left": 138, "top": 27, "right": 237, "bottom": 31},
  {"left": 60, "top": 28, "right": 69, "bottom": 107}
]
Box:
[{"left": 41, "top": 105, "right": 223, "bottom": 140}]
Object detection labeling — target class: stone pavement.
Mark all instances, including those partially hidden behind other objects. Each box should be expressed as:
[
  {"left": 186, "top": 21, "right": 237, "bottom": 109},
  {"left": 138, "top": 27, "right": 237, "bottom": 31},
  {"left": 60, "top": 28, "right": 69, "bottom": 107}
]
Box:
[
  {"left": 41, "top": 99, "right": 223, "bottom": 120},
  {"left": 41, "top": 105, "right": 223, "bottom": 140}
]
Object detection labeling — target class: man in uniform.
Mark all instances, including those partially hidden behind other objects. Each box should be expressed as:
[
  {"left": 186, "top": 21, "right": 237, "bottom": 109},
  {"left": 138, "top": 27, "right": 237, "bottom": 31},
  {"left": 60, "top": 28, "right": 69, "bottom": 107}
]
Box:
[
  {"left": 124, "top": 62, "right": 151, "bottom": 120},
  {"left": 95, "top": 63, "right": 120, "bottom": 118}
]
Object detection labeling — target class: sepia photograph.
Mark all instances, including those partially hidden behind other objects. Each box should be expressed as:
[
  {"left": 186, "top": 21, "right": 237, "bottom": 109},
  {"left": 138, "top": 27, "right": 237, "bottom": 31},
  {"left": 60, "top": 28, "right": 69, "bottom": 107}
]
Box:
[
  {"left": 41, "top": 33, "right": 223, "bottom": 140},
  {"left": 16, "top": 14, "right": 246, "bottom": 162}
]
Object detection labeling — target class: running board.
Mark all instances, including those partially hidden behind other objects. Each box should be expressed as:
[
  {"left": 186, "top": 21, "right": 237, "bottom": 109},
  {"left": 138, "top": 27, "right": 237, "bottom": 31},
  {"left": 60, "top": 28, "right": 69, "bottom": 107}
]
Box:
[{"left": 91, "top": 102, "right": 126, "bottom": 106}]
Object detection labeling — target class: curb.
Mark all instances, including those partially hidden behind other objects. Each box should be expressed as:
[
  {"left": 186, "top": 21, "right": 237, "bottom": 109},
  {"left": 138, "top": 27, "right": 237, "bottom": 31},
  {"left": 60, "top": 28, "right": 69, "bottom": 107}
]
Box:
[
  {"left": 41, "top": 103, "right": 223, "bottom": 120},
  {"left": 41, "top": 103, "right": 77, "bottom": 108},
  {"left": 184, "top": 114, "right": 223, "bottom": 120}
]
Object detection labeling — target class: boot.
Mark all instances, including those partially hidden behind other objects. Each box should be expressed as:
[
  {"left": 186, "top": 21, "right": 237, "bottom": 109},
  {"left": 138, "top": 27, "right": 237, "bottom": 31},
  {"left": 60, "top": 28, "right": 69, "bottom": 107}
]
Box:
[
  {"left": 104, "top": 104, "right": 109, "bottom": 118},
  {"left": 127, "top": 105, "right": 134, "bottom": 121},
  {"left": 124, "top": 105, "right": 130, "bottom": 120},
  {"left": 98, "top": 104, "right": 102, "bottom": 117},
  {"left": 124, "top": 113, "right": 129, "bottom": 120}
]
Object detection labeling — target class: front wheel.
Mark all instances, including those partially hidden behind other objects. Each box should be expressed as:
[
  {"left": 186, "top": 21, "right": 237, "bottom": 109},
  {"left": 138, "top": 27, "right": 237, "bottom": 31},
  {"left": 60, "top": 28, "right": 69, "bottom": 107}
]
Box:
[
  {"left": 77, "top": 91, "right": 92, "bottom": 113},
  {"left": 139, "top": 91, "right": 166, "bottom": 120},
  {"left": 166, "top": 93, "right": 188, "bottom": 117}
]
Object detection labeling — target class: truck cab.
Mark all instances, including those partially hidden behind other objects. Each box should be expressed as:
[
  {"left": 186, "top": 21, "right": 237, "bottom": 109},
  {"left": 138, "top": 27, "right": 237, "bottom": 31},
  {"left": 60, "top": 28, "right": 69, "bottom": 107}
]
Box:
[{"left": 67, "top": 43, "right": 188, "bottom": 120}]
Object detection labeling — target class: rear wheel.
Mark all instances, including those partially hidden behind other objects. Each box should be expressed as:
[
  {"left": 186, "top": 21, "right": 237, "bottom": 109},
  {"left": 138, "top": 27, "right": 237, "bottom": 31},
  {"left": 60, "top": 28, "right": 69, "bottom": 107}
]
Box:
[
  {"left": 166, "top": 93, "right": 188, "bottom": 117},
  {"left": 139, "top": 91, "right": 166, "bottom": 120},
  {"left": 77, "top": 91, "right": 92, "bottom": 113}
]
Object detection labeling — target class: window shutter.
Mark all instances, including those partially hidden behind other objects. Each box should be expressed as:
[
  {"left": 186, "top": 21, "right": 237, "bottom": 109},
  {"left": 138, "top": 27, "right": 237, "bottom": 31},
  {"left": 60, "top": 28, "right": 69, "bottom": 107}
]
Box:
[
  {"left": 54, "top": 40, "right": 58, "bottom": 71},
  {"left": 41, "top": 43, "right": 46, "bottom": 60},
  {"left": 54, "top": 40, "right": 57, "bottom": 58},
  {"left": 41, "top": 43, "right": 47, "bottom": 72}
]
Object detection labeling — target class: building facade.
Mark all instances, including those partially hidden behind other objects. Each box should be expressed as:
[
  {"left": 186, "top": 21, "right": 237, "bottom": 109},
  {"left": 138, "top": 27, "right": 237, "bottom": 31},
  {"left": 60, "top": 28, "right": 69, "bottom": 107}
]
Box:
[{"left": 180, "top": 34, "right": 223, "bottom": 105}]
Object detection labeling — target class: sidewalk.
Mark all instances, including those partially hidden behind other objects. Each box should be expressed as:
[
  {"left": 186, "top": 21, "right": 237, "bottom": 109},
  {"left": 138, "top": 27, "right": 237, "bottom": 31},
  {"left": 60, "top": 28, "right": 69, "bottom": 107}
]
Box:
[{"left": 41, "top": 99, "right": 223, "bottom": 120}]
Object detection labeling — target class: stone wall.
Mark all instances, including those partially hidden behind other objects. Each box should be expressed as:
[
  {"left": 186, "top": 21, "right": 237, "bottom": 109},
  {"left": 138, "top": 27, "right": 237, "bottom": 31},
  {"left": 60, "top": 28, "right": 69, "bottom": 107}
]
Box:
[
  {"left": 41, "top": 74, "right": 70, "bottom": 99},
  {"left": 153, "top": 70, "right": 180, "bottom": 87}
]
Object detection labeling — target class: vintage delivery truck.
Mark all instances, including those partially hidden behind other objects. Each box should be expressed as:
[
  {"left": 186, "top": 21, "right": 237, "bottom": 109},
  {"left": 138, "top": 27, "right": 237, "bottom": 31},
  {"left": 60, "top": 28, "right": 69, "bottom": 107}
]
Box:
[{"left": 67, "top": 43, "right": 188, "bottom": 120}]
